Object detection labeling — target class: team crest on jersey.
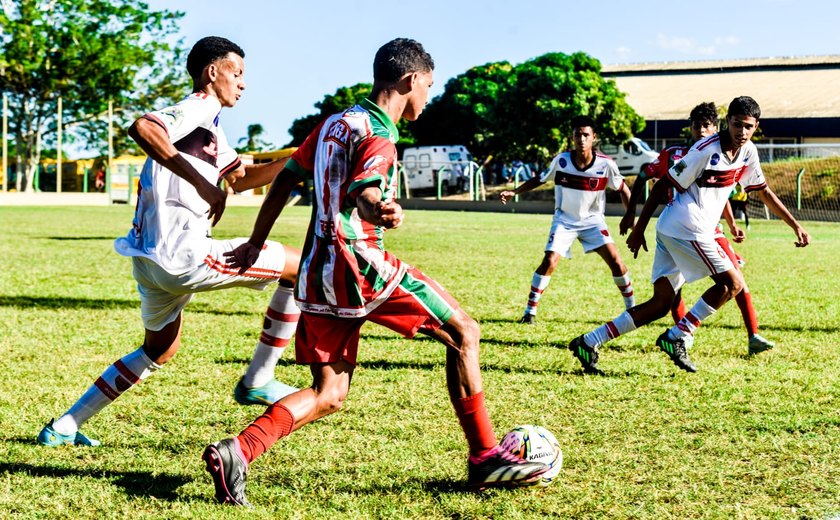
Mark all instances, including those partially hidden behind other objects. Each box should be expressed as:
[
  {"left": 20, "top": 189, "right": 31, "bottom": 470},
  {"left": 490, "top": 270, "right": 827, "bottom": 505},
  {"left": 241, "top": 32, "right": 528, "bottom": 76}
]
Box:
[
  {"left": 710, "top": 153, "right": 720, "bottom": 166},
  {"left": 324, "top": 119, "right": 351, "bottom": 149},
  {"left": 158, "top": 107, "right": 183, "bottom": 126},
  {"left": 588, "top": 178, "right": 600, "bottom": 189},
  {"left": 558, "top": 157, "right": 567, "bottom": 168}
]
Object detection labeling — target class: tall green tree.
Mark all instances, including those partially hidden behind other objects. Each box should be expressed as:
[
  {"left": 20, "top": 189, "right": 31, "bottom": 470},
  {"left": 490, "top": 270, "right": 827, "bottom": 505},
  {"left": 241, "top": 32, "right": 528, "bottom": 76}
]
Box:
[
  {"left": 236, "top": 123, "right": 272, "bottom": 153},
  {"left": 0, "top": 0, "right": 185, "bottom": 191},
  {"left": 286, "top": 82, "right": 417, "bottom": 149}
]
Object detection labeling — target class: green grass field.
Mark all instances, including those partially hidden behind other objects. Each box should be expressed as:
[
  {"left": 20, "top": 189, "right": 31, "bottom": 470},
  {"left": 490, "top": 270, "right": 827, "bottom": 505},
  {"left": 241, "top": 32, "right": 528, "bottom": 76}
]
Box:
[{"left": 0, "top": 205, "right": 838, "bottom": 519}]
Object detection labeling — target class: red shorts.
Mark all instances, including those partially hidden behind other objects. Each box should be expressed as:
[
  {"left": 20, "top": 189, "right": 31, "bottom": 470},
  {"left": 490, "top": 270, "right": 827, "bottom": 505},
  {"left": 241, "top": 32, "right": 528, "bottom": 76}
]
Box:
[{"left": 294, "top": 266, "right": 460, "bottom": 365}]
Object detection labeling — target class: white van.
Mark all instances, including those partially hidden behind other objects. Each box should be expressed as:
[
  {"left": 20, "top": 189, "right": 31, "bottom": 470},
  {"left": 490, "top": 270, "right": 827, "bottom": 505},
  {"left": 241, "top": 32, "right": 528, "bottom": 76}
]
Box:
[
  {"left": 401, "top": 145, "right": 473, "bottom": 193},
  {"left": 599, "top": 137, "right": 659, "bottom": 176}
]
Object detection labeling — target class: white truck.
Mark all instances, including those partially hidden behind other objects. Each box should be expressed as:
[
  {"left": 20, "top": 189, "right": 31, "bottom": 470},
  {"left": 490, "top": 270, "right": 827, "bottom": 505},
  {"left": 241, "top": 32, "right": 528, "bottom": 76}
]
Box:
[
  {"left": 401, "top": 145, "right": 473, "bottom": 193},
  {"left": 599, "top": 137, "right": 659, "bottom": 176}
]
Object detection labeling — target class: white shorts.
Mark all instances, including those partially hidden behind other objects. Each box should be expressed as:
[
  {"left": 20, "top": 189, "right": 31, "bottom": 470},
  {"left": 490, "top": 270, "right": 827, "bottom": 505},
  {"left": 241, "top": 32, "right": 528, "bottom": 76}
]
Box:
[
  {"left": 545, "top": 217, "right": 614, "bottom": 258},
  {"left": 132, "top": 238, "right": 287, "bottom": 331},
  {"left": 651, "top": 233, "right": 735, "bottom": 291}
]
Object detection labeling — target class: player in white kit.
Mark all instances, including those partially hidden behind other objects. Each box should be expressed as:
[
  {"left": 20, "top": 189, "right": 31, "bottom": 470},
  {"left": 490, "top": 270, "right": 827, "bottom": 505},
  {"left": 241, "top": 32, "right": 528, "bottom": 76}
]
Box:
[
  {"left": 500, "top": 115, "right": 634, "bottom": 324},
  {"left": 38, "top": 37, "right": 301, "bottom": 447},
  {"left": 568, "top": 97, "right": 809, "bottom": 374}
]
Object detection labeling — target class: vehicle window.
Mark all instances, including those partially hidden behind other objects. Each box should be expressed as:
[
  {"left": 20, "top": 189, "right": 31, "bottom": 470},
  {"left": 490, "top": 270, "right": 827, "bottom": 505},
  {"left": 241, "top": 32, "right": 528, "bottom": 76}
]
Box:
[
  {"left": 419, "top": 154, "right": 432, "bottom": 168},
  {"left": 448, "top": 152, "right": 461, "bottom": 161},
  {"left": 601, "top": 143, "right": 619, "bottom": 155},
  {"left": 624, "top": 142, "right": 640, "bottom": 155},
  {"left": 636, "top": 139, "right": 652, "bottom": 152},
  {"left": 403, "top": 156, "right": 417, "bottom": 169}
]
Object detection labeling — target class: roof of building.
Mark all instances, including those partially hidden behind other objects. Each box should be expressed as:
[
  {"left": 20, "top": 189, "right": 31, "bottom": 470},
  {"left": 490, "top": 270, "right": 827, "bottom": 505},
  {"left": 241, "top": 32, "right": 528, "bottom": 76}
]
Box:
[{"left": 602, "top": 56, "right": 840, "bottom": 120}]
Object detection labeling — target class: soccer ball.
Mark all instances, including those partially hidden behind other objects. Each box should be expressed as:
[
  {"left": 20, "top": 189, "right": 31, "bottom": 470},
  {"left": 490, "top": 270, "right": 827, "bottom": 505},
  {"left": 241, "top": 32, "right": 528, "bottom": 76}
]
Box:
[{"left": 500, "top": 425, "right": 562, "bottom": 486}]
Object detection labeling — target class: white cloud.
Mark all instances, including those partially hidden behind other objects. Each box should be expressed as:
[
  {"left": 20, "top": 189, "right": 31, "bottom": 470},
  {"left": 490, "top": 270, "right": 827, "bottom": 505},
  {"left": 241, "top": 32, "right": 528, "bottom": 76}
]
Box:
[
  {"left": 615, "top": 46, "right": 632, "bottom": 58},
  {"left": 714, "top": 36, "right": 741, "bottom": 46},
  {"left": 654, "top": 33, "right": 740, "bottom": 56}
]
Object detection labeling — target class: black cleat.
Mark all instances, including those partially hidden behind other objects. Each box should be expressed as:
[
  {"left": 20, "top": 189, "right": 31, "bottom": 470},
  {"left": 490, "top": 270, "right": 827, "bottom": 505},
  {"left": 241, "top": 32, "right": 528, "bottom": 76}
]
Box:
[
  {"left": 203, "top": 439, "right": 252, "bottom": 507},
  {"left": 656, "top": 331, "right": 697, "bottom": 372},
  {"left": 518, "top": 313, "right": 536, "bottom": 325},
  {"left": 467, "top": 446, "right": 549, "bottom": 490},
  {"left": 568, "top": 335, "right": 601, "bottom": 374}
]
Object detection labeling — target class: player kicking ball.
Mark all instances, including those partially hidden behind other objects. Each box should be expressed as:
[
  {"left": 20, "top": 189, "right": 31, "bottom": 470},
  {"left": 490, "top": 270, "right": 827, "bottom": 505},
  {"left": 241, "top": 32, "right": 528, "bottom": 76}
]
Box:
[
  {"left": 38, "top": 37, "right": 301, "bottom": 448},
  {"left": 568, "top": 96, "right": 809, "bottom": 374},
  {"left": 499, "top": 116, "right": 635, "bottom": 325},
  {"left": 202, "top": 38, "right": 548, "bottom": 507}
]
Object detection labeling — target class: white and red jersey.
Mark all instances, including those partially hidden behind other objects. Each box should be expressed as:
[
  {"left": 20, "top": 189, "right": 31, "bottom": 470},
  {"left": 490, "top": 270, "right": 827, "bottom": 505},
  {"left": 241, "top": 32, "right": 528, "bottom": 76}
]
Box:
[
  {"left": 643, "top": 144, "right": 689, "bottom": 180},
  {"left": 114, "top": 93, "right": 241, "bottom": 274},
  {"left": 539, "top": 151, "right": 625, "bottom": 228},
  {"left": 657, "top": 134, "right": 766, "bottom": 241}
]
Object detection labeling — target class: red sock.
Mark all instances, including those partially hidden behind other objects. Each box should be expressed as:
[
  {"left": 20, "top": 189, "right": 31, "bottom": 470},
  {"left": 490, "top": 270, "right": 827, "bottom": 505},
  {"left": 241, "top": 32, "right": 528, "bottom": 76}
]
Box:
[
  {"left": 236, "top": 403, "right": 295, "bottom": 463},
  {"left": 671, "top": 298, "right": 687, "bottom": 323},
  {"left": 451, "top": 392, "right": 497, "bottom": 457},
  {"left": 736, "top": 289, "right": 758, "bottom": 336}
]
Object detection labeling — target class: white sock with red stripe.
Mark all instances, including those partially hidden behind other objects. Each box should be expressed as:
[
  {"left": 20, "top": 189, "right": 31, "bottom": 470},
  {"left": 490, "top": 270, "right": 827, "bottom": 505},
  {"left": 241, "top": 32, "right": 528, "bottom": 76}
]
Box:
[
  {"left": 524, "top": 273, "right": 551, "bottom": 316},
  {"left": 51, "top": 347, "right": 160, "bottom": 435},
  {"left": 668, "top": 297, "right": 716, "bottom": 340},
  {"left": 613, "top": 273, "right": 635, "bottom": 309},
  {"left": 242, "top": 285, "right": 300, "bottom": 388},
  {"left": 583, "top": 311, "right": 637, "bottom": 348}
]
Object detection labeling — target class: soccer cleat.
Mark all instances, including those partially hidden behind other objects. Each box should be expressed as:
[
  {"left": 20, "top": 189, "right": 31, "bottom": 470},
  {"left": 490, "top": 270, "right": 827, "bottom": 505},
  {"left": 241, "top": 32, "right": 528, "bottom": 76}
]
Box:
[
  {"left": 37, "top": 419, "right": 101, "bottom": 447},
  {"left": 203, "top": 439, "right": 251, "bottom": 507},
  {"left": 234, "top": 377, "right": 298, "bottom": 406},
  {"left": 748, "top": 334, "right": 775, "bottom": 355},
  {"left": 656, "top": 331, "right": 697, "bottom": 372},
  {"left": 567, "top": 335, "right": 601, "bottom": 374},
  {"left": 518, "top": 313, "right": 536, "bottom": 325},
  {"left": 467, "top": 445, "right": 549, "bottom": 490}
]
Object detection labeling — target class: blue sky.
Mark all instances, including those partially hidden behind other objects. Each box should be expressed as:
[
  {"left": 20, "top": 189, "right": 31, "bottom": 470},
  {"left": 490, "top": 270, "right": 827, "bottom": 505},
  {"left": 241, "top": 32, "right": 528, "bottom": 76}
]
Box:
[{"left": 145, "top": 0, "right": 837, "bottom": 148}]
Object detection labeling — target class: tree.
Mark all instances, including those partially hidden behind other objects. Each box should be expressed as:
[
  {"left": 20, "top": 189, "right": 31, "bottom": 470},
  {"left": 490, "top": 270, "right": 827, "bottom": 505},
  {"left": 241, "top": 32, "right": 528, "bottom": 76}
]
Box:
[
  {"left": 286, "top": 82, "right": 417, "bottom": 149},
  {"left": 236, "top": 123, "right": 272, "bottom": 153},
  {"left": 0, "top": 0, "right": 186, "bottom": 191},
  {"left": 409, "top": 60, "right": 513, "bottom": 160}
]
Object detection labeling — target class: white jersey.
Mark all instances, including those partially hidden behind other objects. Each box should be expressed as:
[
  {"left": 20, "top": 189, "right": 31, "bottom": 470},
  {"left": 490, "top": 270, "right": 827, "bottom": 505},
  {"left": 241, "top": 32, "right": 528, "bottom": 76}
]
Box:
[
  {"left": 539, "top": 151, "right": 625, "bottom": 228},
  {"left": 657, "top": 134, "right": 767, "bottom": 241},
  {"left": 114, "top": 93, "right": 241, "bottom": 274}
]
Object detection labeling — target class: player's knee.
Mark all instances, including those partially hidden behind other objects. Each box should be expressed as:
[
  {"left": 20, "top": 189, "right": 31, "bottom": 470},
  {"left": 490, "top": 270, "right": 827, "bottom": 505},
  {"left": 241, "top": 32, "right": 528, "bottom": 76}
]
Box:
[{"left": 316, "top": 385, "right": 348, "bottom": 415}]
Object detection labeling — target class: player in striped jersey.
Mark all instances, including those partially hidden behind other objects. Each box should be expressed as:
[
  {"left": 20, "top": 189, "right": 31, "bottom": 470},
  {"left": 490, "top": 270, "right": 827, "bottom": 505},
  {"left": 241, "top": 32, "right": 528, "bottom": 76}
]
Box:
[
  {"left": 620, "top": 102, "right": 775, "bottom": 354},
  {"left": 203, "top": 39, "right": 547, "bottom": 507},
  {"left": 569, "top": 96, "right": 809, "bottom": 374},
  {"left": 38, "top": 37, "right": 301, "bottom": 448},
  {"left": 500, "top": 115, "right": 634, "bottom": 324}
]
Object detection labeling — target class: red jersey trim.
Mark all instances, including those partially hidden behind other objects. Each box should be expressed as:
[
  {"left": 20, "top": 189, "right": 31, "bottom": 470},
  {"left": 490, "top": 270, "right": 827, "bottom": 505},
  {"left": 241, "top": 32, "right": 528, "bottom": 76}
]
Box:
[
  {"left": 218, "top": 157, "right": 242, "bottom": 181},
  {"left": 744, "top": 182, "right": 767, "bottom": 193},
  {"left": 663, "top": 170, "right": 687, "bottom": 193},
  {"left": 141, "top": 114, "right": 169, "bottom": 135},
  {"left": 696, "top": 135, "right": 720, "bottom": 151}
]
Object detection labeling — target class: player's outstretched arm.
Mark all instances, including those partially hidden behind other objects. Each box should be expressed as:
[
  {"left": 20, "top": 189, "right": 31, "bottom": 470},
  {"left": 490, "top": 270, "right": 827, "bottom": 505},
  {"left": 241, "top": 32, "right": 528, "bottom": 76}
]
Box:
[
  {"left": 626, "top": 177, "right": 670, "bottom": 258},
  {"left": 755, "top": 187, "right": 810, "bottom": 247},
  {"left": 128, "top": 117, "right": 227, "bottom": 225},
  {"left": 721, "top": 200, "right": 745, "bottom": 242},
  {"left": 499, "top": 176, "right": 543, "bottom": 204},
  {"left": 356, "top": 186, "right": 404, "bottom": 229},
  {"left": 618, "top": 180, "right": 635, "bottom": 235},
  {"left": 223, "top": 157, "right": 293, "bottom": 194}
]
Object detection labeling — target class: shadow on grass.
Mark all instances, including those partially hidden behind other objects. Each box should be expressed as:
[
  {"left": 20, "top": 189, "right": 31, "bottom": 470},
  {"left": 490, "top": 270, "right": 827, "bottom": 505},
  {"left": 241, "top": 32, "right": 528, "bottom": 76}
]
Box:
[
  {"left": 0, "top": 461, "right": 189, "bottom": 500},
  {"left": 0, "top": 295, "right": 137, "bottom": 310},
  {"left": 46, "top": 236, "right": 116, "bottom": 241}
]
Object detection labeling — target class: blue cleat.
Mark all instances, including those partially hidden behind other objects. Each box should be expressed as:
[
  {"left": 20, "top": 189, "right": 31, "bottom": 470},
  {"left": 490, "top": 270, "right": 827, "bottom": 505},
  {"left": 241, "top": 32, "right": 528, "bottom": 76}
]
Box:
[
  {"left": 233, "top": 377, "right": 297, "bottom": 406},
  {"left": 37, "top": 419, "right": 100, "bottom": 447}
]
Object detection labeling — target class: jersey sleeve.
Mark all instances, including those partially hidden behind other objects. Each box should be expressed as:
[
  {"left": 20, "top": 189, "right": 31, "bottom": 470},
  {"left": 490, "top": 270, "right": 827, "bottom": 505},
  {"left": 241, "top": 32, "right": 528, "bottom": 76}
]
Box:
[
  {"left": 739, "top": 146, "right": 767, "bottom": 192},
  {"left": 286, "top": 120, "right": 327, "bottom": 179},
  {"left": 539, "top": 155, "right": 560, "bottom": 183},
  {"left": 606, "top": 159, "right": 625, "bottom": 191},
  {"left": 666, "top": 146, "right": 707, "bottom": 193},
  {"left": 141, "top": 97, "right": 218, "bottom": 144},
  {"left": 215, "top": 125, "right": 241, "bottom": 179},
  {"left": 346, "top": 135, "right": 394, "bottom": 200},
  {"left": 644, "top": 148, "right": 670, "bottom": 180}
]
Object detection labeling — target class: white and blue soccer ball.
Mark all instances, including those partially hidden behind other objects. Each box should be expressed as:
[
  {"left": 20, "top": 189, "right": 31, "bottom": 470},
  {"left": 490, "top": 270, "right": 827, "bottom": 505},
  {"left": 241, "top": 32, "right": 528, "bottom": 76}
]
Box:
[{"left": 500, "top": 425, "right": 562, "bottom": 486}]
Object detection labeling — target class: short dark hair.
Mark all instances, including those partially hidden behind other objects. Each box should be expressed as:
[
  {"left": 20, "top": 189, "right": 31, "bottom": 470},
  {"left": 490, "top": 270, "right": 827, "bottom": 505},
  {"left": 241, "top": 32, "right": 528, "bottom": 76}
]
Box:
[
  {"left": 689, "top": 102, "right": 717, "bottom": 124},
  {"left": 727, "top": 96, "right": 761, "bottom": 120},
  {"left": 186, "top": 36, "right": 245, "bottom": 83},
  {"left": 570, "top": 115, "right": 597, "bottom": 133},
  {"left": 373, "top": 38, "right": 434, "bottom": 82}
]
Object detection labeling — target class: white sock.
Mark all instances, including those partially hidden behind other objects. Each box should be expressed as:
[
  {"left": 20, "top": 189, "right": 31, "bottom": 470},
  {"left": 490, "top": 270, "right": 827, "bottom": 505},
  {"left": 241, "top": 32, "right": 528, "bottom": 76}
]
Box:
[
  {"left": 668, "top": 297, "right": 716, "bottom": 340},
  {"left": 524, "top": 273, "right": 551, "bottom": 316},
  {"left": 613, "top": 273, "right": 635, "bottom": 309},
  {"left": 583, "top": 311, "right": 637, "bottom": 348},
  {"left": 52, "top": 347, "right": 160, "bottom": 435},
  {"left": 242, "top": 285, "right": 300, "bottom": 388}
]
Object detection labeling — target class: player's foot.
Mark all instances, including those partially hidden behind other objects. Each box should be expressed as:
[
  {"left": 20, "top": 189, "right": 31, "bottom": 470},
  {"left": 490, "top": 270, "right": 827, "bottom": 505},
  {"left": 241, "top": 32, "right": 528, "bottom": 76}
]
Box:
[
  {"left": 748, "top": 334, "right": 775, "bottom": 355},
  {"left": 518, "top": 313, "right": 536, "bottom": 325},
  {"left": 234, "top": 377, "right": 298, "bottom": 406},
  {"left": 203, "top": 439, "right": 251, "bottom": 507},
  {"left": 567, "top": 335, "right": 601, "bottom": 374},
  {"left": 467, "top": 445, "right": 549, "bottom": 490},
  {"left": 656, "top": 331, "right": 697, "bottom": 372},
  {"left": 37, "top": 419, "right": 100, "bottom": 447}
]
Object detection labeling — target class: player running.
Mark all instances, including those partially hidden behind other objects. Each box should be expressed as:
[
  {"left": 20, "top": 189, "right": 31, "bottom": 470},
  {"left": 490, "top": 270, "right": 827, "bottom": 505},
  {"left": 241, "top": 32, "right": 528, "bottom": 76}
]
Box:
[
  {"left": 620, "top": 102, "right": 775, "bottom": 355},
  {"left": 568, "top": 96, "right": 809, "bottom": 374},
  {"left": 202, "top": 38, "right": 548, "bottom": 507},
  {"left": 500, "top": 116, "right": 634, "bottom": 324},
  {"left": 38, "top": 37, "right": 300, "bottom": 448}
]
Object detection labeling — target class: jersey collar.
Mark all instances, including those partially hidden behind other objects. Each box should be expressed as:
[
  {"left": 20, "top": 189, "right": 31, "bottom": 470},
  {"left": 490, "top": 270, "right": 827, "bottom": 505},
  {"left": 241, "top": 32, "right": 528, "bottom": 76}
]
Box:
[{"left": 361, "top": 98, "right": 400, "bottom": 142}]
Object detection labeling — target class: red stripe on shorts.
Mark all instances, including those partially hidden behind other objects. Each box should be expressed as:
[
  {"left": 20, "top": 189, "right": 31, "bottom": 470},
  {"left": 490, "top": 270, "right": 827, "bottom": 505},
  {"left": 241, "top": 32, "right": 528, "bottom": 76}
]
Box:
[
  {"left": 690, "top": 241, "right": 716, "bottom": 273},
  {"left": 204, "top": 255, "right": 283, "bottom": 279}
]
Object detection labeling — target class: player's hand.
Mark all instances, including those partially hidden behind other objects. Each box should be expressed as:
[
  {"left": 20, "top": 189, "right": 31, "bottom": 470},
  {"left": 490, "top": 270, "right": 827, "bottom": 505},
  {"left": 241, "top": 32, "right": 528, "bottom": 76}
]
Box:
[
  {"left": 730, "top": 225, "right": 746, "bottom": 243},
  {"left": 499, "top": 191, "right": 516, "bottom": 205},
  {"left": 224, "top": 241, "right": 261, "bottom": 274},
  {"left": 794, "top": 226, "right": 810, "bottom": 247},
  {"left": 197, "top": 182, "right": 227, "bottom": 226},
  {"left": 377, "top": 201, "right": 404, "bottom": 229},
  {"left": 619, "top": 213, "right": 635, "bottom": 236},
  {"left": 626, "top": 229, "right": 647, "bottom": 259}
]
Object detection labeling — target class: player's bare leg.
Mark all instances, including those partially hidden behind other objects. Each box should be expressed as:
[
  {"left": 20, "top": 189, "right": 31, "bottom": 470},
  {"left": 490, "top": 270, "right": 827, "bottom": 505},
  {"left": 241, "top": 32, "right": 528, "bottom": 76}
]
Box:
[
  {"left": 520, "top": 251, "right": 561, "bottom": 324},
  {"left": 593, "top": 243, "right": 635, "bottom": 309}
]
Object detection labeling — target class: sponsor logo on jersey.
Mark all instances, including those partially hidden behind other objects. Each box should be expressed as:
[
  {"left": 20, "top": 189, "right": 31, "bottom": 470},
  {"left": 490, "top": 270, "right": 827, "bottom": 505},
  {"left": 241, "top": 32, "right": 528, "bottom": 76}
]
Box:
[
  {"left": 159, "top": 107, "right": 183, "bottom": 126},
  {"left": 674, "top": 160, "right": 687, "bottom": 175},
  {"left": 596, "top": 170, "right": 605, "bottom": 176},
  {"left": 558, "top": 157, "right": 567, "bottom": 168},
  {"left": 710, "top": 153, "right": 720, "bottom": 166},
  {"left": 324, "top": 119, "right": 351, "bottom": 149}
]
